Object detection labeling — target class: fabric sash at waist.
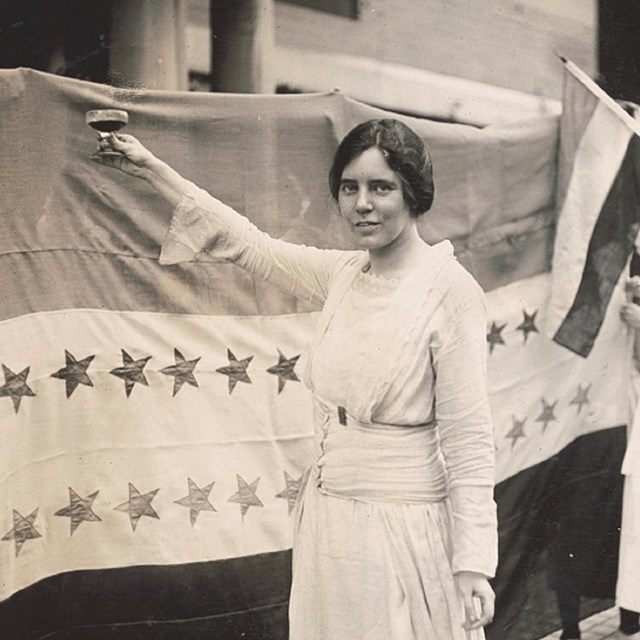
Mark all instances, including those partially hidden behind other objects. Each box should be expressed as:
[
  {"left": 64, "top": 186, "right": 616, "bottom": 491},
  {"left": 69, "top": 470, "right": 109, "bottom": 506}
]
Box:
[{"left": 311, "top": 398, "right": 448, "bottom": 504}]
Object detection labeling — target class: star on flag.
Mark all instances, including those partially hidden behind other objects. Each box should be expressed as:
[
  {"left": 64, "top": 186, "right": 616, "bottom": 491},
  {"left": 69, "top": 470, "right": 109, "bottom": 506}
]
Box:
[
  {"left": 535, "top": 397, "right": 559, "bottom": 431},
  {"left": 54, "top": 488, "right": 101, "bottom": 535},
  {"left": 51, "top": 350, "right": 95, "bottom": 398},
  {"left": 0, "top": 364, "right": 36, "bottom": 413},
  {"left": 516, "top": 310, "right": 539, "bottom": 343},
  {"left": 487, "top": 322, "right": 506, "bottom": 354},
  {"left": 228, "top": 474, "right": 263, "bottom": 519},
  {"left": 506, "top": 416, "right": 527, "bottom": 448},
  {"left": 267, "top": 350, "right": 300, "bottom": 393},
  {"left": 2, "top": 508, "right": 41, "bottom": 556},
  {"left": 276, "top": 471, "right": 303, "bottom": 514},
  {"left": 570, "top": 384, "right": 591, "bottom": 414},
  {"left": 160, "top": 349, "right": 200, "bottom": 396},
  {"left": 216, "top": 349, "right": 253, "bottom": 394},
  {"left": 174, "top": 477, "right": 217, "bottom": 526},
  {"left": 110, "top": 350, "right": 152, "bottom": 397},
  {"left": 114, "top": 483, "right": 160, "bottom": 531}
]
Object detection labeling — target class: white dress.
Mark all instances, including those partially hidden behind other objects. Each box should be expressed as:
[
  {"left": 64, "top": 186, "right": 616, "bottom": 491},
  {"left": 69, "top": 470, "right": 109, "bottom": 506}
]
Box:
[
  {"left": 160, "top": 182, "right": 499, "bottom": 639},
  {"left": 617, "top": 361, "right": 640, "bottom": 613}
]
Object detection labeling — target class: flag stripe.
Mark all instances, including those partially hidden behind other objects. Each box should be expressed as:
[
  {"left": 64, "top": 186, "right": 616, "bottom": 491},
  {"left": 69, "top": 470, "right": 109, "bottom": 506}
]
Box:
[
  {"left": 0, "top": 221, "right": 556, "bottom": 324},
  {"left": 554, "top": 135, "right": 640, "bottom": 355},
  {"left": 0, "top": 551, "right": 291, "bottom": 640},
  {"left": 0, "top": 252, "right": 322, "bottom": 322}
]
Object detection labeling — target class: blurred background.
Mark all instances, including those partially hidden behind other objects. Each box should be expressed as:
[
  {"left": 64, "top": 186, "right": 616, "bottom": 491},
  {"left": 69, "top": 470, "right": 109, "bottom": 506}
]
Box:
[{"left": 0, "top": 0, "right": 638, "bottom": 125}]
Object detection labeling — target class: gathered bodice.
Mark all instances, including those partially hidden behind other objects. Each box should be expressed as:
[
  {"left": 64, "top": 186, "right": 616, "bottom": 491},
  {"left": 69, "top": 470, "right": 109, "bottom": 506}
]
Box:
[{"left": 311, "top": 268, "right": 437, "bottom": 426}]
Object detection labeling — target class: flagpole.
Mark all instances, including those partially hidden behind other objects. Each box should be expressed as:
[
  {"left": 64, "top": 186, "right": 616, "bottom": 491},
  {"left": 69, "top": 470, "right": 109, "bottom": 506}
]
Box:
[{"left": 558, "top": 55, "right": 640, "bottom": 137}]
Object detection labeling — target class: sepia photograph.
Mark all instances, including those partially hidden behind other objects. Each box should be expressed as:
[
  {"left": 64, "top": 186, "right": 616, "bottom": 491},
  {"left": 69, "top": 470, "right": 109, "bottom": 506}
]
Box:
[{"left": 1, "top": 1, "right": 639, "bottom": 639}]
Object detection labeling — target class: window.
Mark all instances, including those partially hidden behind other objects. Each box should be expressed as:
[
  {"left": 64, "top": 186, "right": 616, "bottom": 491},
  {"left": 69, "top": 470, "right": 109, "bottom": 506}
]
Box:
[{"left": 278, "top": 0, "right": 359, "bottom": 20}]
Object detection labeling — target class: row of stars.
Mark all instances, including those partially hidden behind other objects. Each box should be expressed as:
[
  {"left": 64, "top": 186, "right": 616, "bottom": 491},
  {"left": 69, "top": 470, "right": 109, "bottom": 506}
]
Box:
[
  {"left": 487, "top": 309, "right": 539, "bottom": 353},
  {"left": 2, "top": 472, "right": 303, "bottom": 557},
  {"left": 0, "top": 348, "right": 301, "bottom": 413},
  {"left": 2, "top": 375, "right": 593, "bottom": 558},
  {"left": 1, "top": 308, "right": 542, "bottom": 412},
  {"left": 502, "top": 383, "right": 592, "bottom": 448}
]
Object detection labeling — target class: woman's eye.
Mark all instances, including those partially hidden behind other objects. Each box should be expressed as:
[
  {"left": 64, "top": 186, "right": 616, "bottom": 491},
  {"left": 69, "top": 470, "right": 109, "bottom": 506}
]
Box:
[
  {"left": 340, "top": 183, "right": 357, "bottom": 195},
  {"left": 373, "top": 183, "right": 392, "bottom": 194}
]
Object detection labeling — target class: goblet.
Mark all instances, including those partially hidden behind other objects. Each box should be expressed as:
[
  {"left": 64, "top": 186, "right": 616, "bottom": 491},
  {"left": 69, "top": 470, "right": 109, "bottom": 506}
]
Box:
[{"left": 86, "top": 109, "right": 128, "bottom": 156}]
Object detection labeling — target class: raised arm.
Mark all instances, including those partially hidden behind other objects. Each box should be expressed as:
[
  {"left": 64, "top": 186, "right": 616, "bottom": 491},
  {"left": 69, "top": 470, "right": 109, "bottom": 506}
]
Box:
[{"left": 91, "top": 134, "right": 359, "bottom": 306}]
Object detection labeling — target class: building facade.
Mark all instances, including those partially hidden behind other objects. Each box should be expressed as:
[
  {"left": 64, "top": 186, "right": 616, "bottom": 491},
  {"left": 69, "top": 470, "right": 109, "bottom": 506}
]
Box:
[{"left": 187, "top": 0, "right": 596, "bottom": 123}]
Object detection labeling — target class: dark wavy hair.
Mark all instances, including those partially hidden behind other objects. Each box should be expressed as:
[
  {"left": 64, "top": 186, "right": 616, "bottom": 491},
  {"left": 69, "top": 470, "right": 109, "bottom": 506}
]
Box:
[{"left": 328, "top": 119, "right": 435, "bottom": 217}]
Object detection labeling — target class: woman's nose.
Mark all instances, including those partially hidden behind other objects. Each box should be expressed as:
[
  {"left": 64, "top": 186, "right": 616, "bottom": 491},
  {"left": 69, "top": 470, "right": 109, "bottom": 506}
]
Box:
[{"left": 355, "top": 189, "right": 373, "bottom": 213}]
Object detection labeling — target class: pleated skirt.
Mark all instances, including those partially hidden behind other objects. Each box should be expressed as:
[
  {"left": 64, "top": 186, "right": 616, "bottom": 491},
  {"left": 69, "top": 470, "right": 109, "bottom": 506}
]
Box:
[
  {"left": 289, "top": 477, "right": 485, "bottom": 640},
  {"left": 617, "top": 473, "right": 640, "bottom": 612}
]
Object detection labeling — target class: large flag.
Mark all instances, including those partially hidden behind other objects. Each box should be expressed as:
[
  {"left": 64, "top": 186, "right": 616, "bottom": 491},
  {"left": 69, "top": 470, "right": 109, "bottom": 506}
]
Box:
[
  {"left": 0, "top": 67, "right": 631, "bottom": 640},
  {"left": 547, "top": 58, "right": 640, "bottom": 357}
]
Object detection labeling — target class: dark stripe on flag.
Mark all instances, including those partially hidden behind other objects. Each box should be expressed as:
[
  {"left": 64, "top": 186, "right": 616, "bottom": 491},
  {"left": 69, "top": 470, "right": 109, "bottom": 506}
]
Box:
[
  {"left": 0, "top": 216, "right": 555, "bottom": 323},
  {"left": 488, "top": 425, "right": 625, "bottom": 640},
  {"left": 0, "top": 550, "right": 291, "bottom": 640},
  {"left": 0, "top": 251, "right": 320, "bottom": 322},
  {"left": 553, "top": 135, "right": 640, "bottom": 357}
]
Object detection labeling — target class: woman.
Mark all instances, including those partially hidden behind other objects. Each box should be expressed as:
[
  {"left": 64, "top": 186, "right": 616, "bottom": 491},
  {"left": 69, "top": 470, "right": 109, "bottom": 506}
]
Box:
[
  {"left": 617, "top": 276, "right": 640, "bottom": 637},
  {"left": 92, "top": 118, "right": 498, "bottom": 639}
]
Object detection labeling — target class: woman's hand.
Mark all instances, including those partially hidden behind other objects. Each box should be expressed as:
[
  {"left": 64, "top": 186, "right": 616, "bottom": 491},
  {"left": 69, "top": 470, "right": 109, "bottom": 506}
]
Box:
[
  {"left": 90, "top": 133, "right": 156, "bottom": 179},
  {"left": 626, "top": 276, "right": 640, "bottom": 302},
  {"left": 90, "top": 133, "right": 187, "bottom": 207},
  {"left": 621, "top": 303, "right": 640, "bottom": 330},
  {"left": 454, "top": 571, "right": 495, "bottom": 630}
]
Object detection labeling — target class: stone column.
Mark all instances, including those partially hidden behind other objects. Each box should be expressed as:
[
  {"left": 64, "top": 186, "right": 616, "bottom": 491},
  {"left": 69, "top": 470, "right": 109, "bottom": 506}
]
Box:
[
  {"left": 210, "top": 0, "right": 275, "bottom": 93},
  {"left": 109, "top": 0, "right": 188, "bottom": 91}
]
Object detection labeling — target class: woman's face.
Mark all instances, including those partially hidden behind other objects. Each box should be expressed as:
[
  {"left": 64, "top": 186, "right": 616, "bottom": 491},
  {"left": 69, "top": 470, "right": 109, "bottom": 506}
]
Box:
[{"left": 338, "top": 146, "right": 415, "bottom": 254}]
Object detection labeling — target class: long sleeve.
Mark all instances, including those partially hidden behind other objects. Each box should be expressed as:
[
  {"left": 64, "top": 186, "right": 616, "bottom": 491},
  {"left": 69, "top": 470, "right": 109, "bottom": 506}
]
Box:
[
  {"left": 159, "top": 180, "right": 358, "bottom": 307},
  {"left": 431, "top": 268, "right": 498, "bottom": 577}
]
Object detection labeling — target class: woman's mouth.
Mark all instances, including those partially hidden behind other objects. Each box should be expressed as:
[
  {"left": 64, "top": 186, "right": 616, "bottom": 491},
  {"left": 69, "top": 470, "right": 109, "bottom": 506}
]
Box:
[{"left": 355, "top": 221, "right": 379, "bottom": 227}]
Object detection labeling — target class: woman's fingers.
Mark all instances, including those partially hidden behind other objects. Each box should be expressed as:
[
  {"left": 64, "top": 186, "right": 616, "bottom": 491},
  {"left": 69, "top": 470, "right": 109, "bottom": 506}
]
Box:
[
  {"left": 109, "top": 132, "right": 133, "bottom": 150},
  {"left": 461, "top": 592, "right": 479, "bottom": 630},
  {"left": 90, "top": 133, "right": 153, "bottom": 178},
  {"left": 475, "top": 589, "right": 495, "bottom": 627},
  {"left": 456, "top": 572, "right": 495, "bottom": 630},
  {"left": 95, "top": 133, "right": 136, "bottom": 154},
  {"left": 462, "top": 593, "right": 495, "bottom": 630},
  {"left": 458, "top": 580, "right": 480, "bottom": 629}
]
